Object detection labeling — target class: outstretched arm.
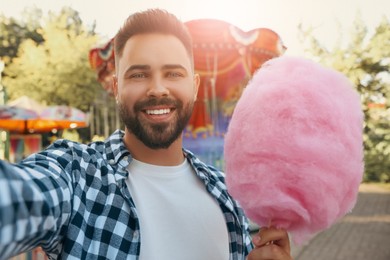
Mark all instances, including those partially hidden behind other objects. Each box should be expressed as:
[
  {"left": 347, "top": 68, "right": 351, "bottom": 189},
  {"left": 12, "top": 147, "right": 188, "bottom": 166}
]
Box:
[{"left": 0, "top": 153, "right": 72, "bottom": 259}]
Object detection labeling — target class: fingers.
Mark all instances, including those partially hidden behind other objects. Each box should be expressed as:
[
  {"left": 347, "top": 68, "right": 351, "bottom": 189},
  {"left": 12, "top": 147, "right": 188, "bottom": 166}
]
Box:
[
  {"left": 252, "top": 227, "right": 291, "bottom": 257},
  {"left": 248, "top": 226, "right": 293, "bottom": 259}
]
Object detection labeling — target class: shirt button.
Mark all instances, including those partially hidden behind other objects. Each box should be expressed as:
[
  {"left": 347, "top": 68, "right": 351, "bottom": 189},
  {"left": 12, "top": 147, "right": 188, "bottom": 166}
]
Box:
[
  {"left": 123, "top": 156, "right": 128, "bottom": 162},
  {"left": 133, "top": 231, "right": 139, "bottom": 240},
  {"left": 109, "top": 159, "right": 115, "bottom": 165}
]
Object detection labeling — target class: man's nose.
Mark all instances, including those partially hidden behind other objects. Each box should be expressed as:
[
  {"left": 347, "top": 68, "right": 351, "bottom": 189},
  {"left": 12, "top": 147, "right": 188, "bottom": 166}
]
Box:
[{"left": 147, "top": 77, "right": 169, "bottom": 97}]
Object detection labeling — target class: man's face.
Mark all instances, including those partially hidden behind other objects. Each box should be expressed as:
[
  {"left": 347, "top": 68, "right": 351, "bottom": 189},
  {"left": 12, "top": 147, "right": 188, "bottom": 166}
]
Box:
[{"left": 113, "top": 33, "right": 199, "bottom": 149}]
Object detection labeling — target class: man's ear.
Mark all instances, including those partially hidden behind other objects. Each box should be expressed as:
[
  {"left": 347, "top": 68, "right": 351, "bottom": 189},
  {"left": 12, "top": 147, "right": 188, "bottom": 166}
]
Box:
[
  {"left": 193, "top": 73, "right": 200, "bottom": 101},
  {"left": 112, "top": 74, "right": 118, "bottom": 101}
]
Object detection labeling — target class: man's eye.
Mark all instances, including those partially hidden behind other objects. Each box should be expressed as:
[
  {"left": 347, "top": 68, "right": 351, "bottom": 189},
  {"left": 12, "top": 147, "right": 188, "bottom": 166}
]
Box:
[
  {"left": 130, "top": 73, "right": 147, "bottom": 79},
  {"left": 167, "top": 72, "right": 183, "bottom": 78}
]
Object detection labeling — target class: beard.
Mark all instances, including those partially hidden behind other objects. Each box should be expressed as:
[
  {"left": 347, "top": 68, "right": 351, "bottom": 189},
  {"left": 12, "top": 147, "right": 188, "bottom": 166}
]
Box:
[{"left": 118, "top": 97, "right": 194, "bottom": 149}]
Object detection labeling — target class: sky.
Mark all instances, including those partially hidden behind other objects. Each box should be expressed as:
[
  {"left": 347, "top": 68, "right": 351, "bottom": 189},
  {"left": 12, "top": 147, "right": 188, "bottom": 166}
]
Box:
[{"left": 0, "top": 0, "right": 389, "bottom": 56}]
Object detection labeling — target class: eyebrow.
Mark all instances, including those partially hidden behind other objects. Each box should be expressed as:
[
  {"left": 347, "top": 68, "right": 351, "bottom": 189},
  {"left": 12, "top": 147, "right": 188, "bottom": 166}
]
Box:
[
  {"left": 124, "top": 65, "right": 151, "bottom": 75},
  {"left": 161, "top": 64, "right": 187, "bottom": 71},
  {"left": 124, "top": 64, "right": 187, "bottom": 74}
]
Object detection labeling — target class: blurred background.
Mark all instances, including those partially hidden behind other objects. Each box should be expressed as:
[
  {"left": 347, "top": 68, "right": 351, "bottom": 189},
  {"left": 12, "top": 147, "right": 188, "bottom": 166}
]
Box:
[{"left": 0, "top": 1, "right": 389, "bottom": 259}]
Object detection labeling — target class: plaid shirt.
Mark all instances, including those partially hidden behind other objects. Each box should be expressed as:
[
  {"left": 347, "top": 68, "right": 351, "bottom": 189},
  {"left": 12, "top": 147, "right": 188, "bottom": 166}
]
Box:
[{"left": 0, "top": 130, "right": 253, "bottom": 260}]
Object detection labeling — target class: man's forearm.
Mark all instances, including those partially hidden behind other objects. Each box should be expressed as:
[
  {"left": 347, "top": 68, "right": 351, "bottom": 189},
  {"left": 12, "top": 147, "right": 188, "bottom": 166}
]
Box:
[{"left": 0, "top": 161, "right": 72, "bottom": 259}]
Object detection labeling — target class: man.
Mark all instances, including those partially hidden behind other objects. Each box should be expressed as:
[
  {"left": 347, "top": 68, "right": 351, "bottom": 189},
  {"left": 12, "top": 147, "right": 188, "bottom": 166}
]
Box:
[{"left": 0, "top": 9, "right": 292, "bottom": 260}]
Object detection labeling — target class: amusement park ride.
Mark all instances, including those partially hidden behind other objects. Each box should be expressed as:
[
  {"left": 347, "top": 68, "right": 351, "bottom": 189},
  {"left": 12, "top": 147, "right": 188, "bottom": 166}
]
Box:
[{"left": 89, "top": 19, "right": 285, "bottom": 168}]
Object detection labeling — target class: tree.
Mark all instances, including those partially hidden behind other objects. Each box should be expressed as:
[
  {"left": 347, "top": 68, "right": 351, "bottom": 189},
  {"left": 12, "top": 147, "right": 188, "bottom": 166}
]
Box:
[
  {"left": 300, "top": 15, "right": 390, "bottom": 182},
  {"left": 3, "top": 7, "right": 103, "bottom": 112},
  {"left": 0, "top": 8, "right": 44, "bottom": 64}
]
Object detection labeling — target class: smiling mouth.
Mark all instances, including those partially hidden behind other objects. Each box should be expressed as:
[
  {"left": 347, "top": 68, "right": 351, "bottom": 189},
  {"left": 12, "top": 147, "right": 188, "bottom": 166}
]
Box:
[{"left": 146, "top": 108, "right": 171, "bottom": 115}]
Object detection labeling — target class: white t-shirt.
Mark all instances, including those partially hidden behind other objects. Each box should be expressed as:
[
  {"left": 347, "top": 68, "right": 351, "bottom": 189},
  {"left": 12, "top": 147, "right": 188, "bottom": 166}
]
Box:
[{"left": 126, "top": 158, "right": 229, "bottom": 260}]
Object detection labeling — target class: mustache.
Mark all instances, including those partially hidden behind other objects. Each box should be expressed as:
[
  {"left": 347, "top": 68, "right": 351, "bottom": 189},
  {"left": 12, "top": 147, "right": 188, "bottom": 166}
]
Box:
[{"left": 134, "top": 97, "right": 182, "bottom": 112}]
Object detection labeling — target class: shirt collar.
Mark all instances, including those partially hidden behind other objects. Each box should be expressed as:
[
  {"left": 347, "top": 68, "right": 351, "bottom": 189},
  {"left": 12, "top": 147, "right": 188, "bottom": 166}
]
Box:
[
  {"left": 103, "top": 130, "right": 212, "bottom": 182},
  {"left": 104, "top": 129, "right": 131, "bottom": 165}
]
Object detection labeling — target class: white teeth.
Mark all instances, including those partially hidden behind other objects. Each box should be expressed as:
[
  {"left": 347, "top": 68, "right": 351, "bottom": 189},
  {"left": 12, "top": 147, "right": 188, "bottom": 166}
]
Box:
[{"left": 146, "top": 108, "right": 171, "bottom": 115}]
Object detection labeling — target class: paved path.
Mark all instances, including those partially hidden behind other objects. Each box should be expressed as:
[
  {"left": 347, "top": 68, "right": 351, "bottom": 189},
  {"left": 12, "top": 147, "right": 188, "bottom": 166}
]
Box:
[{"left": 292, "top": 185, "right": 390, "bottom": 260}]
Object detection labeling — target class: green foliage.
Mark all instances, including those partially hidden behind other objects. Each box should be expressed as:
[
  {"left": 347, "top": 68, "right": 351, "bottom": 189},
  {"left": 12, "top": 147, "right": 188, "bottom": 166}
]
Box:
[
  {"left": 0, "top": 8, "right": 44, "bottom": 64},
  {"left": 2, "top": 7, "right": 103, "bottom": 111},
  {"left": 300, "top": 15, "right": 390, "bottom": 182}
]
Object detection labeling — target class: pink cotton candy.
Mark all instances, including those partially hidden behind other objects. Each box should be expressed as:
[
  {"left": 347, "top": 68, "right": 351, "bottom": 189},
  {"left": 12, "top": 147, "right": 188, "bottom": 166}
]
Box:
[{"left": 224, "top": 56, "right": 364, "bottom": 245}]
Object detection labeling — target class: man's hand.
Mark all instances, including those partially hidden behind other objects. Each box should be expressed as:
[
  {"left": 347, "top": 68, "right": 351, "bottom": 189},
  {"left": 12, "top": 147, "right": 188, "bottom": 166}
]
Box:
[{"left": 247, "top": 227, "right": 293, "bottom": 260}]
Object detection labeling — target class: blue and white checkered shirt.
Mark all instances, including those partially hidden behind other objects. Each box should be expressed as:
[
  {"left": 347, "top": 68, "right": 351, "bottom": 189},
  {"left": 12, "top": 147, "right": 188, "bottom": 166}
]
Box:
[{"left": 0, "top": 130, "right": 253, "bottom": 259}]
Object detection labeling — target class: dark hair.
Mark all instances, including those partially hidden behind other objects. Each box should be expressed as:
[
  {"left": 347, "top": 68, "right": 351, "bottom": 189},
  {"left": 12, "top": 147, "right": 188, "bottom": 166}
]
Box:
[{"left": 114, "top": 9, "right": 193, "bottom": 68}]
